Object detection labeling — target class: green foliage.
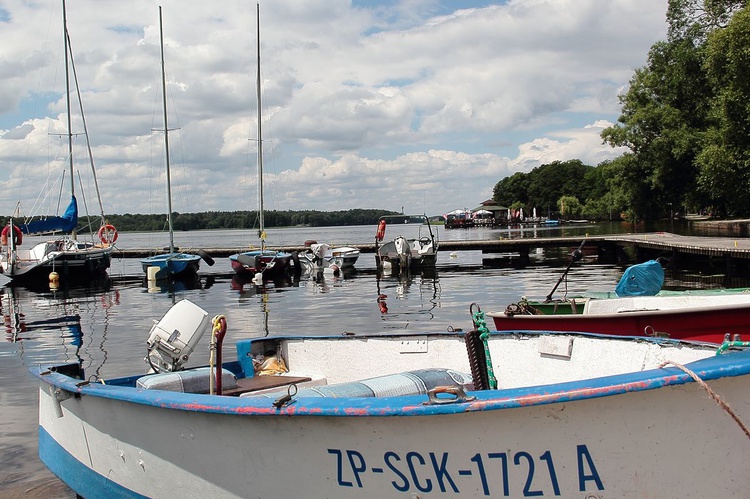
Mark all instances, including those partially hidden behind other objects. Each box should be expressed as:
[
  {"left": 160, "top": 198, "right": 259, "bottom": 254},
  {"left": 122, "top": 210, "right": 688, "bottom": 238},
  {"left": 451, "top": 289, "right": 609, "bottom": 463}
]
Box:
[
  {"left": 489, "top": 3, "right": 750, "bottom": 222},
  {"left": 493, "top": 172, "right": 529, "bottom": 208},
  {"left": 509, "top": 201, "right": 525, "bottom": 211},
  {"left": 593, "top": 1, "right": 750, "bottom": 220},
  {"left": 66, "top": 209, "right": 399, "bottom": 233},
  {"left": 557, "top": 196, "right": 582, "bottom": 218},
  {"left": 667, "top": 0, "right": 747, "bottom": 41},
  {"left": 601, "top": 36, "right": 710, "bottom": 220},
  {"left": 698, "top": 5, "right": 750, "bottom": 214},
  {"left": 493, "top": 160, "right": 598, "bottom": 219}
]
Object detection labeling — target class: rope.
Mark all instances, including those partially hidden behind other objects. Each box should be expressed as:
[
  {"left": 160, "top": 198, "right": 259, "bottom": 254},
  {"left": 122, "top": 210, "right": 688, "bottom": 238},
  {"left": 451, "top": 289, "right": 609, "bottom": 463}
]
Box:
[
  {"left": 660, "top": 360, "right": 750, "bottom": 440},
  {"left": 471, "top": 308, "right": 497, "bottom": 389},
  {"left": 716, "top": 340, "right": 750, "bottom": 356}
]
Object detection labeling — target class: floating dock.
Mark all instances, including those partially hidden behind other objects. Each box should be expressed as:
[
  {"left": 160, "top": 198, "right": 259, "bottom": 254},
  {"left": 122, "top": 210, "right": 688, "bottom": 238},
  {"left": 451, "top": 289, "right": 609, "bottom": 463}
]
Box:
[{"left": 113, "top": 232, "right": 750, "bottom": 275}]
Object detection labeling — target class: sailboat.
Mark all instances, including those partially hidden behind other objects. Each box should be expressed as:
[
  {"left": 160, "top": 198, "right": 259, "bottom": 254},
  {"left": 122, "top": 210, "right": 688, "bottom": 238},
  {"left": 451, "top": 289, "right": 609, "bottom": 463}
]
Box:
[
  {"left": 0, "top": 0, "right": 115, "bottom": 286},
  {"left": 229, "top": 4, "right": 293, "bottom": 281},
  {"left": 140, "top": 7, "right": 207, "bottom": 281}
]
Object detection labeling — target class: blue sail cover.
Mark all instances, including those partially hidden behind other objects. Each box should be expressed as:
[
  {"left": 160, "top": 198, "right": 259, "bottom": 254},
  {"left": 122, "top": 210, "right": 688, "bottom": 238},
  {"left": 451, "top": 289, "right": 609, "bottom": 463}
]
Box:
[{"left": 19, "top": 196, "right": 78, "bottom": 235}]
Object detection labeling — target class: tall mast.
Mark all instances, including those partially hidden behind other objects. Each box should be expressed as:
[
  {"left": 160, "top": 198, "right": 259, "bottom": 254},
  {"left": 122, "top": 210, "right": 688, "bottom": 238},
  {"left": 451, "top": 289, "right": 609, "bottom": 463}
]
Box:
[
  {"left": 256, "top": 2, "right": 265, "bottom": 251},
  {"left": 159, "top": 6, "right": 175, "bottom": 253},
  {"left": 63, "top": 0, "right": 77, "bottom": 239}
]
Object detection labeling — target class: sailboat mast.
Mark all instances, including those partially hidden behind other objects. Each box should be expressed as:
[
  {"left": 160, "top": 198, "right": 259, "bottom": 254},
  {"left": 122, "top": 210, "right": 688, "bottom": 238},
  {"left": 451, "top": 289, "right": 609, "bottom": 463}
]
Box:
[
  {"left": 62, "top": 0, "right": 77, "bottom": 240},
  {"left": 159, "top": 6, "right": 175, "bottom": 253},
  {"left": 256, "top": 3, "right": 265, "bottom": 251}
]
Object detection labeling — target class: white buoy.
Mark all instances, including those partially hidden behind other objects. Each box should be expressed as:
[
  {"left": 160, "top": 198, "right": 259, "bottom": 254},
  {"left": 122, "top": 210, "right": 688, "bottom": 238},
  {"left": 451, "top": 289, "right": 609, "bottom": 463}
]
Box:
[
  {"left": 147, "top": 266, "right": 160, "bottom": 293},
  {"left": 147, "top": 266, "right": 159, "bottom": 281}
]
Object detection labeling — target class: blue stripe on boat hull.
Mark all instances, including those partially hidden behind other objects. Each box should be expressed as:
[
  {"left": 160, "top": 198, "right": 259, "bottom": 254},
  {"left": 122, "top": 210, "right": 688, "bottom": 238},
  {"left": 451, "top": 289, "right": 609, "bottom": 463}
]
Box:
[{"left": 39, "top": 426, "right": 147, "bottom": 499}]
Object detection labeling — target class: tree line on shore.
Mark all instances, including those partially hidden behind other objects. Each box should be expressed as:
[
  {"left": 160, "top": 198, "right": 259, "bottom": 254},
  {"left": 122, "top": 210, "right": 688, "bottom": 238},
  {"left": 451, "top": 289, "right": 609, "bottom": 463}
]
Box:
[
  {"left": 493, "top": 1, "right": 750, "bottom": 223},
  {"left": 69, "top": 208, "right": 401, "bottom": 233}
]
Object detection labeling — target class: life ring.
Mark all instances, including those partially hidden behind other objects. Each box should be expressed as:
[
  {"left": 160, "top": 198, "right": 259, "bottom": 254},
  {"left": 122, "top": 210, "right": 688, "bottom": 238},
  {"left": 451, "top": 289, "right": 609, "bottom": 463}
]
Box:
[
  {"left": 376, "top": 219, "right": 387, "bottom": 241},
  {"left": 1, "top": 225, "right": 22, "bottom": 246},
  {"left": 98, "top": 224, "right": 118, "bottom": 245}
]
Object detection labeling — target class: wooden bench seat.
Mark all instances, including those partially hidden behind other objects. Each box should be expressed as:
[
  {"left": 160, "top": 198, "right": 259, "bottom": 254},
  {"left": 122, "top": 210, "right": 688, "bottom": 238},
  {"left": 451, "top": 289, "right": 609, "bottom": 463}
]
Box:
[{"left": 222, "top": 375, "right": 312, "bottom": 396}]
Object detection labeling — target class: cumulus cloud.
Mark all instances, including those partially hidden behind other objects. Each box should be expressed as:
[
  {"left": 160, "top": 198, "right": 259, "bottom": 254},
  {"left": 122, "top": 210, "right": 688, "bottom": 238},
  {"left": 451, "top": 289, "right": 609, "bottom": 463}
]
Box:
[{"left": 0, "top": 0, "right": 666, "bottom": 216}]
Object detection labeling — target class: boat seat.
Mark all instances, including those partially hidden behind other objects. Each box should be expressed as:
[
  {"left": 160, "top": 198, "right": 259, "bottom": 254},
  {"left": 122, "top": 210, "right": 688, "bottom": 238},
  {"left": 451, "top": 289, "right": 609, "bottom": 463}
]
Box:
[
  {"left": 136, "top": 367, "right": 237, "bottom": 394},
  {"left": 243, "top": 368, "right": 472, "bottom": 399}
]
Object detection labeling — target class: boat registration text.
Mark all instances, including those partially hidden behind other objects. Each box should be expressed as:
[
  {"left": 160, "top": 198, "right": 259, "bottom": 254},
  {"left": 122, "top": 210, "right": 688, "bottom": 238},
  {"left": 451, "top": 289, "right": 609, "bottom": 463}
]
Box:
[{"left": 329, "top": 445, "right": 604, "bottom": 496}]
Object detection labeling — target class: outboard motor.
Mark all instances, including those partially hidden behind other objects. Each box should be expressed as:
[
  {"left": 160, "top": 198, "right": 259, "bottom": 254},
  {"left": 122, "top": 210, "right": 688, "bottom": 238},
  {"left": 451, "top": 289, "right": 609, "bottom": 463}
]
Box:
[
  {"left": 310, "top": 243, "right": 329, "bottom": 266},
  {"left": 145, "top": 300, "right": 211, "bottom": 373},
  {"left": 394, "top": 236, "right": 411, "bottom": 270}
]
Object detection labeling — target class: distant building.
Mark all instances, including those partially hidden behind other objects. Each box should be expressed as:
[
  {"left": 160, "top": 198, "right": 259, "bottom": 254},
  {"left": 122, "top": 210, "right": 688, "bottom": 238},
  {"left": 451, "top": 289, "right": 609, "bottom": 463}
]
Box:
[{"left": 472, "top": 200, "right": 508, "bottom": 224}]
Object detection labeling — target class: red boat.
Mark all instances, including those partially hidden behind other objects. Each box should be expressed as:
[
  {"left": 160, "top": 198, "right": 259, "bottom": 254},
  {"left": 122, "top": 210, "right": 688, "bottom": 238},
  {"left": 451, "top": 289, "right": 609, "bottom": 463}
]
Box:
[{"left": 487, "top": 294, "right": 750, "bottom": 344}]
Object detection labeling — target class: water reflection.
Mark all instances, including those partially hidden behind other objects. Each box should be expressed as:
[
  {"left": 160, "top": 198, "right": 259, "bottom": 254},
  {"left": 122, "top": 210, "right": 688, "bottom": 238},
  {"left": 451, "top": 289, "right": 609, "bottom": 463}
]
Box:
[
  {"left": 3, "top": 288, "right": 83, "bottom": 366},
  {"left": 3, "top": 283, "right": 122, "bottom": 380},
  {"left": 142, "top": 274, "right": 216, "bottom": 294},
  {"left": 230, "top": 272, "right": 301, "bottom": 294},
  {"left": 8, "top": 221, "right": 750, "bottom": 498},
  {"left": 375, "top": 269, "right": 442, "bottom": 327}
]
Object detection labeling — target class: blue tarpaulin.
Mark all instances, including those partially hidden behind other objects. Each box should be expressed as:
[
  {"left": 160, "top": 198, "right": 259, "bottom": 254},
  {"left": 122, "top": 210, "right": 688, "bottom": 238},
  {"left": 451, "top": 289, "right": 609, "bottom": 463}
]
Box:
[
  {"left": 615, "top": 260, "right": 665, "bottom": 297},
  {"left": 18, "top": 196, "right": 78, "bottom": 235}
]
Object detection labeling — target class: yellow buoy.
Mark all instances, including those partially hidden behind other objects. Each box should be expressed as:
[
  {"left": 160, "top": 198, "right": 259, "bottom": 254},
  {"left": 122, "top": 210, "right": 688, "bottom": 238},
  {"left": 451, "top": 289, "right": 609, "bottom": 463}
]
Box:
[{"left": 49, "top": 271, "right": 59, "bottom": 289}]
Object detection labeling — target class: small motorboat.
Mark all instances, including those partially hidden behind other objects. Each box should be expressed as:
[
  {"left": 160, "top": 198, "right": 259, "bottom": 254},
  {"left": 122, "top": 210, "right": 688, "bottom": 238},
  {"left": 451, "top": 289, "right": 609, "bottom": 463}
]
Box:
[
  {"left": 34, "top": 299, "right": 750, "bottom": 498},
  {"left": 375, "top": 215, "right": 438, "bottom": 275}
]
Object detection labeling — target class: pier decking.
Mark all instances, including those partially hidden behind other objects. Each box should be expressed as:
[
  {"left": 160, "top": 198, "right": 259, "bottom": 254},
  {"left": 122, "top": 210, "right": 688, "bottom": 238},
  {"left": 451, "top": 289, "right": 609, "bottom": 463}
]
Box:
[{"left": 114, "top": 232, "right": 750, "bottom": 274}]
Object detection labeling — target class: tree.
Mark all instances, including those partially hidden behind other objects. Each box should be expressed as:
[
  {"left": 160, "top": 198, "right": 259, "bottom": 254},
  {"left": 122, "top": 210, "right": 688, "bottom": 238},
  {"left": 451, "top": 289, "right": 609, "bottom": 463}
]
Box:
[
  {"left": 601, "top": 37, "right": 711, "bottom": 219},
  {"left": 667, "top": 0, "right": 747, "bottom": 41},
  {"left": 493, "top": 172, "right": 529, "bottom": 208},
  {"left": 601, "top": 0, "right": 750, "bottom": 219},
  {"left": 698, "top": 5, "right": 750, "bottom": 214},
  {"left": 525, "top": 160, "right": 594, "bottom": 215},
  {"left": 557, "top": 196, "right": 582, "bottom": 219}
]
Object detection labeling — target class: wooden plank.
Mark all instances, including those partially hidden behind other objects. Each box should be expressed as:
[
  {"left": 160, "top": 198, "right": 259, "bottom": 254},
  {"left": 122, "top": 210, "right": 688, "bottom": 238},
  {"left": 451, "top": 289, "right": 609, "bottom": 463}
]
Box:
[{"left": 222, "top": 375, "right": 311, "bottom": 396}]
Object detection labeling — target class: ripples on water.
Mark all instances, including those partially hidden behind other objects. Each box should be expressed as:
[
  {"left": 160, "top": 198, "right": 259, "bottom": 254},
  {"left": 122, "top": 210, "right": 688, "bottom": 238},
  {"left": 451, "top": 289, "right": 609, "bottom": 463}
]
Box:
[{"left": 1, "top": 221, "right": 745, "bottom": 497}]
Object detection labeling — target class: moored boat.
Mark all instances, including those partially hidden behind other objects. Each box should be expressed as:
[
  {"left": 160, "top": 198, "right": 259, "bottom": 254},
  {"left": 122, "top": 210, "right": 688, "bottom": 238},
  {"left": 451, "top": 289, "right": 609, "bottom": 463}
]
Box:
[
  {"left": 34, "top": 299, "right": 750, "bottom": 498},
  {"left": 139, "top": 8, "right": 210, "bottom": 281},
  {"left": 297, "top": 242, "right": 360, "bottom": 275},
  {"left": 375, "top": 215, "right": 438, "bottom": 275},
  {"left": 491, "top": 293, "right": 750, "bottom": 343},
  {"left": 0, "top": 1, "right": 115, "bottom": 286},
  {"left": 501, "top": 249, "right": 750, "bottom": 339},
  {"left": 327, "top": 245, "right": 360, "bottom": 269},
  {"left": 229, "top": 6, "right": 292, "bottom": 281}
]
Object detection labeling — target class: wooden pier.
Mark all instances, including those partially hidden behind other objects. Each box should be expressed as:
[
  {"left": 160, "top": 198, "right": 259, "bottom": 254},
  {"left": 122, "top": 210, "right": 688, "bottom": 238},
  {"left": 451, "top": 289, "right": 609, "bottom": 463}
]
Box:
[{"left": 113, "top": 232, "right": 750, "bottom": 274}]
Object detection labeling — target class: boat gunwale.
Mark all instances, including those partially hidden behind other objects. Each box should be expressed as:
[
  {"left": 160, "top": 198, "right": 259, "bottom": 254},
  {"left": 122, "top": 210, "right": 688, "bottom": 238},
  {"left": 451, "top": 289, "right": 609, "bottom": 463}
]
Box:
[
  {"left": 488, "top": 301, "right": 750, "bottom": 318},
  {"left": 31, "top": 331, "right": 750, "bottom": 418}
]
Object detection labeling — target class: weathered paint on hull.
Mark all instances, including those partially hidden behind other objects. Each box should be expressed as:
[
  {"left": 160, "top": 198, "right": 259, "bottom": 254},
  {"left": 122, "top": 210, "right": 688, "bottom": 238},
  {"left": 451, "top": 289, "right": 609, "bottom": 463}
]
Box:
[{"left": 38, "top": 375, "right": 750, "bottom": 499}]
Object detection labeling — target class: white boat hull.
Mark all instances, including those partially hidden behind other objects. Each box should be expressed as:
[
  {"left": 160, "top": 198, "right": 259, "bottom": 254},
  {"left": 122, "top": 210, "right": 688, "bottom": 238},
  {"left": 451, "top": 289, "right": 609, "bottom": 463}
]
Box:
[
  {"left": 38, "top": 372, "right": 750, "bottom": 498},
  {"left": 327, "top": 246, "right": 360, "bottom": 269},
  {"left": 35, "top": 322, "right": 750, "bottom": 498},
  {"left": 3, "top": 240, "right": 112, "bottom": 282}
]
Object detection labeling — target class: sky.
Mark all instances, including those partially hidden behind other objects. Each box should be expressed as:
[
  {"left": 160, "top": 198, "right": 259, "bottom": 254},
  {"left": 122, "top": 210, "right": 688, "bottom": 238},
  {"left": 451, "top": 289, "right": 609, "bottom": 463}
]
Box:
[{"left": 0, "top": 0, "right": 668, "bottom": 218}]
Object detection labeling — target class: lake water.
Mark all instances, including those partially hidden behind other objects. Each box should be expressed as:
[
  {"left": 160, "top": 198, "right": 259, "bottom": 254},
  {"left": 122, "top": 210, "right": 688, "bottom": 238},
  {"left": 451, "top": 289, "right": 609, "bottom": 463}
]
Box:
[{"left": 1, "top": 221, "right": 745, "bottom": 497}]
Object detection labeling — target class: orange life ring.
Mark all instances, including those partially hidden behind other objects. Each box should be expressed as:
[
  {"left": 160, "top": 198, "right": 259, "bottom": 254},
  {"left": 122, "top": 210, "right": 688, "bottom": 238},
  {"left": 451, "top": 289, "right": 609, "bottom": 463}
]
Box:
[
  {"left": 376, "top": 220, "right": 387, "bottom": 241},
  {"left": 1, "top": 225, "right": 22, "bottom": 246},
  {"left": 98, "top": 224, "right": 118, "bottom": 245}
]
